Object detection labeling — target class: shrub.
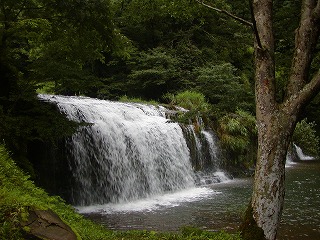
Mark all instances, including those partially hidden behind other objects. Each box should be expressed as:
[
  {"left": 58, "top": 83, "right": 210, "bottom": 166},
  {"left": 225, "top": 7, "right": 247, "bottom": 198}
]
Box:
[
  {"left": 174, "top": 90, "right": 210, "bottom": 112},
  {"left": 218, "top": 110, "right": 257, "bottom": 168}
]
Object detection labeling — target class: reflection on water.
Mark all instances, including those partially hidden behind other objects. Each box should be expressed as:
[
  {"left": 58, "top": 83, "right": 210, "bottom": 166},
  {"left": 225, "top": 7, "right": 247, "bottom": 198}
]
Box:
[
  {"left": 279, "top": 162, "right": 320, "bottom": 239},
  {"left": 83, "top": 162, "right": 320, "bottom": 240}
]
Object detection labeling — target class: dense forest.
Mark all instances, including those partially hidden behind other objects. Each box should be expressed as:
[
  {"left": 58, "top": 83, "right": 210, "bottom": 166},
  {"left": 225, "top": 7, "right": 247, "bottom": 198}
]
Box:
[{"left": 0, "top": 0, "right": 319, "bottom": 175}]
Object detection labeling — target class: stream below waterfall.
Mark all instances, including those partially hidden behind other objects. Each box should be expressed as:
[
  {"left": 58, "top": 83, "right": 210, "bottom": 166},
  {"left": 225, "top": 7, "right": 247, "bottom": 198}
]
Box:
[{"left": 81, "top": 161, "right": 320, "bottom": 240}]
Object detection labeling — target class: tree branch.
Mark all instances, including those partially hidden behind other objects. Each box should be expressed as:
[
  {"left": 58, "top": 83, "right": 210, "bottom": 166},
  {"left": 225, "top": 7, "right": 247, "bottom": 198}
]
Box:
[
  {"left": 304, "top": 70, "right": 320, "bottom": 102},
  {"left": 287, "top": 0, "right": 320, "bottom": 97},
  {"left": 286, "top": 70, "right": 320, "bottom": 112},
  {"left": 195, "top": 0, "right": 253, "bottom": 27},
  {"left": 195, "top": 0, "right": 263, "bottom": 48}
]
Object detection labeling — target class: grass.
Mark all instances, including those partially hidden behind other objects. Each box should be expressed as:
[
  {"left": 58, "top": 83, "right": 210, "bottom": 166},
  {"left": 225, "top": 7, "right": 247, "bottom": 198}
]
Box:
[
  {"left": 119, "top": 95, "right": 159, "bottom": 106},
  {"left": 0, "top": 144, "right": 242, "bottom": 240}
]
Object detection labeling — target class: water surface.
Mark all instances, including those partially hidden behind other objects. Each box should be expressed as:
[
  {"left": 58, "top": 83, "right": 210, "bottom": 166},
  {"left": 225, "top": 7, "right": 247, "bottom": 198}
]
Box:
[{"left": 82, "top": 161, "right": 320, "bottom": 239}]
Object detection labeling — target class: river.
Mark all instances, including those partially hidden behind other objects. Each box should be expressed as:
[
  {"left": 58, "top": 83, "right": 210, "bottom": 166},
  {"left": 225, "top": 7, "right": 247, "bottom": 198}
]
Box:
[{"left": 81, "top": 161, "right": 320, "bottom": 240}]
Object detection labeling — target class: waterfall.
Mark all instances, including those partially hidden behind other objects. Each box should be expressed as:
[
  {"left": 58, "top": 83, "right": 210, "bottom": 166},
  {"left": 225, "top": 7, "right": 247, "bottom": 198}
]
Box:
[
  {"left": 39, "top": 94, "right": 225, "bottom": 206},
  {"left": 201, "top": 130, "right": 219, "bottom": 168},
  {"left": 294, "top": 144, "right": 315, "bottom": 161}
]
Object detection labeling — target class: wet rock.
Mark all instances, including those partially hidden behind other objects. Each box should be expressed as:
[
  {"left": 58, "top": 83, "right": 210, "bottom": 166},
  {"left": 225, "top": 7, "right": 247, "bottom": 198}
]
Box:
[{"left": 22, "top": 209, "right": 77, "bottom": 240}]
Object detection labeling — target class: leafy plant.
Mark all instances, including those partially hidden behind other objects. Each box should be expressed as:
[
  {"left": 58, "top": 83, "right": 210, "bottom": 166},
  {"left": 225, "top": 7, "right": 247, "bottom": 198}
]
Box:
[
  {"left": 164, "top": 91, "right": 211, "bottom": 130},
  {"left": 218, "top": 110, "right": 257, "bottom": 168},
  {"left": 194, "top": 63, "right": 254, "bottom": 115},
  {"left": 173, "top": 90, "right": 210, "bottom": 112}
]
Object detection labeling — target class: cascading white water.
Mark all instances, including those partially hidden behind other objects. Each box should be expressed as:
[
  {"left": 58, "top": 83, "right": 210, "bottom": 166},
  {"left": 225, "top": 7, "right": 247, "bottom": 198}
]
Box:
[
  {"left": 201, "top": 130, "right": 219, "bottom": 168},
  {"left": 294, "top": 144, "right": 315, "bottom": 160},
  {"left": 39, "top": 94, "right": 196, "bottom": 206}
]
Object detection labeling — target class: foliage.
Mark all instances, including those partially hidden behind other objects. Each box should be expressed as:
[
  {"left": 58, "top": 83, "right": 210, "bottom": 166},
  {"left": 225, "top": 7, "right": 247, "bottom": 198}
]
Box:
[
  {"left": 304, "top": 93, "right": 320, "bottom": 137},
  {"left": 0, "top": 145, "right": 243, "bottom": 240},
  {"left": 106, "top": 0, "right": 254, "bottom": 103},
  {"left": 171, "top": 90, "right": 210, "bottom": 112},
  {"left": 127, "top": 48, "right": 183, "bottom": 100},
  {"left": 194, "top": 63, "right": 254, "bottom": 115},
  {"left": 292, "top": 119, "right": 319, "bottom": 156},
  {"left": 119, "top": 95, "right": 159, "bottom": 105},
  {"left": 164, "top": 91, "right": 211, "bottom": 128},
  {"left": 218, "top": 110, "right": 257, "bottom": 167},
  {"left": 0, "top": 0, "right": 119, "bottom": 95}
]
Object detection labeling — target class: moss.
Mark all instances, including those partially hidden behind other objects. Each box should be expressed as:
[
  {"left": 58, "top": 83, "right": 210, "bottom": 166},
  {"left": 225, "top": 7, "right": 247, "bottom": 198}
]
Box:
[{"left": 239, "top": 203, "right": 266, "bottom": 240}]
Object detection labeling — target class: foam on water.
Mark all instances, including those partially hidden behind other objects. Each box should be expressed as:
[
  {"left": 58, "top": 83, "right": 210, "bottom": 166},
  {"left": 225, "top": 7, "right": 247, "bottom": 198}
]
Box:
[{"left": 77, "top": 187, "right": 219, "bottom": 213}]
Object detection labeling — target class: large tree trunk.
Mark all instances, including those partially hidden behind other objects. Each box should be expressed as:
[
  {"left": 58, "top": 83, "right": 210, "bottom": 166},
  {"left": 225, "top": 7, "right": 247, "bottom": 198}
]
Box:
[
  {"left": 241, "top": 1, "right": 320, "bottom": 240},
  {"left": 251, "top": 110, "right": 298, "bottom": 240}
]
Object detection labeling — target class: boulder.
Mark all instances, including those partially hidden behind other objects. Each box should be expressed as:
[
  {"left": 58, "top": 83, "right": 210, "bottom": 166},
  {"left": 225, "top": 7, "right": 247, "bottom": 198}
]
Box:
[{"left": 22, "top": 209, "right": 77, "bottom": 240}]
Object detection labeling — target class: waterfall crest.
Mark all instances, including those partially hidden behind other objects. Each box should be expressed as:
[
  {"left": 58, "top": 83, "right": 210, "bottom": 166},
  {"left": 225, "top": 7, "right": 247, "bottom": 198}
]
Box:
[{"left": 39, "top": 94, "right": 224, "bottom": 206}]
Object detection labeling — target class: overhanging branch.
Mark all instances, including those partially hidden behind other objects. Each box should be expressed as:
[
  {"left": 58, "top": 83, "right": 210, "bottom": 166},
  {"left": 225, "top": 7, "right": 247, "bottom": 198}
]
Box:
[
  {"left": 286, "top": 70, "right": 320, "bottom": 111},
  {"left": 301, "top": 70, "right": 320, "bottom": 103},
  {"left": 195, "top": 0, "right": 253, "bottom": 28},
  {"left": 195, "top": 0, "right": 263, "bottom": 48}
]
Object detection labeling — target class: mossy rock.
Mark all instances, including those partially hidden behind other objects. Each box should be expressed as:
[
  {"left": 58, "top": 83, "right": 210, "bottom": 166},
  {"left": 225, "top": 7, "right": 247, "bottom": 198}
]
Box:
[{"left": 21, "top": 209, "right": 77, "bottom": 240}]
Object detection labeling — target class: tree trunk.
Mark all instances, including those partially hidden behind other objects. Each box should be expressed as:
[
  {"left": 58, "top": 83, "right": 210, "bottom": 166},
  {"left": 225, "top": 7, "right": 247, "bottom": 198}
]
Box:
[
  {"left": 251, "top": 110, "right": 298, "bottom": 240},
  {"left": 240, "top": 1, "right": 320, "bottom": 239}
]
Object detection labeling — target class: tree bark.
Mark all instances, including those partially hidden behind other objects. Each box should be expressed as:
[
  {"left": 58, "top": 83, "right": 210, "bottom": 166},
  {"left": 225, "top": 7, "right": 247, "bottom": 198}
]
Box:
[
  {"left": 251, "top": 110, "right": 298, "bottom": 240},
  {"left": 245, "top": 1, "right": 320, "bottom": 240}
]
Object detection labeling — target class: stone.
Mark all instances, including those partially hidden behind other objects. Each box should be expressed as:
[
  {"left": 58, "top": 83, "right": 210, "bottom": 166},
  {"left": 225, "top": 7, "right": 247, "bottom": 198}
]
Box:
[{"left": 21, "top": 209, "right": 77, "bottom": 240}]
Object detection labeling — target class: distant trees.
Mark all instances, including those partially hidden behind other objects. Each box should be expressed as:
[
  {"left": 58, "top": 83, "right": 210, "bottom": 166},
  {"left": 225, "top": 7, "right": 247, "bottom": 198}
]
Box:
[
  {"left": 0, "top": 0, "right": 117, "bottom": 95},
  {"left": 0, "top": 0, "right": 117, "bottom": 166},
  {"left": 106, "top": 0, "right": 254, "bottom": 103}
]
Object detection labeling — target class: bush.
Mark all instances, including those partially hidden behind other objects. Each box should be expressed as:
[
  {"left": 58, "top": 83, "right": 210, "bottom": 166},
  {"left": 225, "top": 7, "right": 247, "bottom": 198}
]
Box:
[
  {"left": 218, "top": 110, "right": 257, "bottom": 168},
  {"left": 173, "top": 90, "right": 210, "bottom": 112},
  {"left": 164, "top": 90, "right": 211, "bottom": 129}
]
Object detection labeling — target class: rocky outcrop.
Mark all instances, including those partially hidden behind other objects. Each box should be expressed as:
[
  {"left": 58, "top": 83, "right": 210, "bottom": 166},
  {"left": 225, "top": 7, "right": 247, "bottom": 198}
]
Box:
[{"left": 22, "top": 209, "right": 77, "bottom": 240}]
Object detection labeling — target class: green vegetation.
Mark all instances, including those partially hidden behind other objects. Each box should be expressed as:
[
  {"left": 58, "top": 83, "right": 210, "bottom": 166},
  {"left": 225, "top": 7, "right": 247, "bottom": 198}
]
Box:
[
  {"left": 292, "top": 119, "right": 320, "bottom": 156},
  {"left": 217, "top": 110, "right": 257, "bottom": 169},
  {"left": 194, "top": 63, "right": 254, "bottom": 115},
  {"left": 0, "top": 145, "right": 242, "bottom": 239},
  {"left": 1, "top": 0, "right": 318, "bottom": 170},
  {"left": 119, "top": 95, "right": 159, "bottom": 106},
  {"left": 171, "top": 91, "right": 210, "bottom": 112}
]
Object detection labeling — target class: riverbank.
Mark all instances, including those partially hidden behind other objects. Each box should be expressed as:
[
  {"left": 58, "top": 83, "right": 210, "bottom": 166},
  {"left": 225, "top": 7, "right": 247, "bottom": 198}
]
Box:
[{"left": 0, "top": 144, "right": 242, "bottom": 240}]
